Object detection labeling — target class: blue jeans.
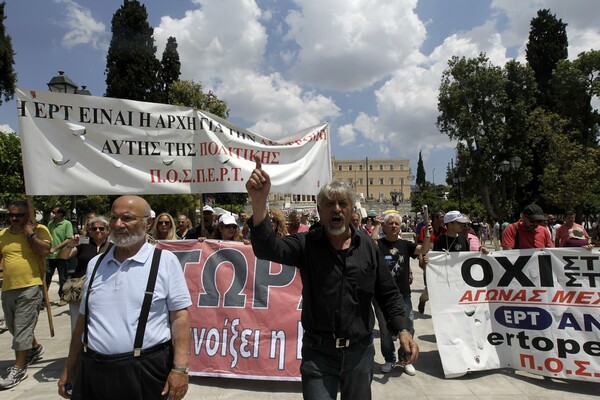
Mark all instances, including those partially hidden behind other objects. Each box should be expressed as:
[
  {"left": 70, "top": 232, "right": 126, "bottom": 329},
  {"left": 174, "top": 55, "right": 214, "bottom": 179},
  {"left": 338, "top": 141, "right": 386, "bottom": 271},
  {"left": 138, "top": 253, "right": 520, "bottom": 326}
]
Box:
[
  {"left": 373, "top": 294, "right": 414, "bottom": 363},
  {"left": 301, "top": 334, "right": 374, "bottom": 400}
]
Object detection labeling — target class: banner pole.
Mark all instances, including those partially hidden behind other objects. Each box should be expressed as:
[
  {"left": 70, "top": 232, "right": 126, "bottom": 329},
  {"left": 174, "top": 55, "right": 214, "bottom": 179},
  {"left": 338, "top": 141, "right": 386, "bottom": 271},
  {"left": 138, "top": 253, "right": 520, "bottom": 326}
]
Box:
[{"left": 27, "top": 197, "right": 55, "bottom": 337}]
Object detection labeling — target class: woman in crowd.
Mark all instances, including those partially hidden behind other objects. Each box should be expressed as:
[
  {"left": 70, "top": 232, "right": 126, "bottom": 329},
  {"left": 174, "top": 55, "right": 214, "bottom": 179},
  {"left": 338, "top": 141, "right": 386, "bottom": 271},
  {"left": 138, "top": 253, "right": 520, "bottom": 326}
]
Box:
[
  {"left": 269, "top": 208, "right": 289, "bottom": 237},
  {"left": 213, "top": 214, "right": 244, "bottom": 241},
  {"left": 152, "top": 212, "right": 178, "bottom": 240},
  {"left": 59, "top": 216, "right": 111, "bottom": 331}
]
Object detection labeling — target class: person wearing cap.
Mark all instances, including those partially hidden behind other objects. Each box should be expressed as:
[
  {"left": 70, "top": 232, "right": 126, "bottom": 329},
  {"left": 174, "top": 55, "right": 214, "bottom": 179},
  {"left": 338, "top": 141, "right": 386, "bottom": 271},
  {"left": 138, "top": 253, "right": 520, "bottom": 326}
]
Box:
[
  {"left": 184, "top": 205, "right": 215, "bottom": 240},
  {"left": 502, "top": 204, "right": 554, "bottom": 249},
  {"left": 433, "top": 211, "right": 471, "bottom": 252},
  {"left": 213, "top": 214, "right": 245, "bottom": 242},
  {"left": 554, "top": 210, "right": 589, "bottom": 247}
]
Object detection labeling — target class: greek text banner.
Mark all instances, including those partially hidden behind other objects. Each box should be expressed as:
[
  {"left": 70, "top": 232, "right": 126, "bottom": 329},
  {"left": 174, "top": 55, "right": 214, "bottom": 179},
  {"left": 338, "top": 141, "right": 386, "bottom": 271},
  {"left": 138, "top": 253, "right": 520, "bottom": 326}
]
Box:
[
  {"left": 427, "top": 248, "right": 600, "bottom": 382},
  {"left": 157, "top": 240, "right": 303, "bottom": 381},
  {"left": 16, "top": 87, "right": 331, "bottom": 195}
]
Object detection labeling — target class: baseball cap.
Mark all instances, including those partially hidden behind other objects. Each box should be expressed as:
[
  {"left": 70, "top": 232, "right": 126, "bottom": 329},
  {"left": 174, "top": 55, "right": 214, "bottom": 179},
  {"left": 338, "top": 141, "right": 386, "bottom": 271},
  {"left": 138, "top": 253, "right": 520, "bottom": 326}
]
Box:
[
  {"left": 218, "top": 214, "right": 236, "bottom": 226},
  {"left": 202, "top": 205, "right": 214, "bottom": 213},
  {"left": 444, "top": 210, "right": 469, "bottom": 224},
  {"left": 523, "top": 204, "right": 545, "bottom": 222}
]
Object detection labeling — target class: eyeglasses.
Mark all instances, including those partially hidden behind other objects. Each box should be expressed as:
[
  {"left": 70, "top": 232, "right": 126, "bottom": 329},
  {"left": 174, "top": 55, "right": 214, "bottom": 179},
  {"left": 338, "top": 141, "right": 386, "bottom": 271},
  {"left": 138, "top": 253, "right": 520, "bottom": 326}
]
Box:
[
  {"left": 177, "top": 220, "right": 187, "bottom": 224},
  {"left": 224, "top": 224, "right": 237, "bottom": 229},
  {"left": 157, "top": 221, "right": 171, "bottom": 226},
  {"left": 8, "top": 213, "right": 26, "bottom": 218},
  {"left": 90, "top": 226, "right": 106, "bottom": 232}
]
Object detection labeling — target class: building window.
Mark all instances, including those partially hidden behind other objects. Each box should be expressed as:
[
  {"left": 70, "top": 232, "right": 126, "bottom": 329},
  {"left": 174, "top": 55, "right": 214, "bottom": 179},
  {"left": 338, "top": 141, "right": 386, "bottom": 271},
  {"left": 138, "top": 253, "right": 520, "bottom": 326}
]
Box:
[
  {"left": 348, "top": 164, "right": 352, "bottom": 171},
  {"left": 358, "top": 178, "right": 364, "bottom": 185},
  {"left": 359, "top": 164, "right": 363, "bottom": 171},
  {"left": 379, "top": 164, "right": 383, "bottom": 171},
  {"left": 338, "top": 165, "right": 343, "bottom": 171},
  {"left": 369, "top": 178, "right": 374, "bottom": 185},
  {"left": 401, "top": 178, "right": 405, "bottom": 186},
  {"left": 390, "top": 164, "right": 394, "bottom": 171},
  {"left": 379, "top": 178, "right": 384, "bottom": 185},
  {"left": 389, "top": 178, "right": 394, "bottom": 184},
  {"left": 400, "top": 164, "right": 404, "bottom": 171},
  {"left": 348, "top": 178, "right": 354, "bottom": 185},
  {"left": 369, "top": 165, "right": 373, "bottom": 171}
]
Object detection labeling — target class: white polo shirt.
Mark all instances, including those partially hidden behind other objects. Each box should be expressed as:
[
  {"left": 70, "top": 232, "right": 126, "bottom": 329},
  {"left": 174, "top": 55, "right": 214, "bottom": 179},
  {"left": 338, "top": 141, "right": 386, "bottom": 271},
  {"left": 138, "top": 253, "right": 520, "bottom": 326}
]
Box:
[{"left": 80, "top": 242, "right": 192, "bottom": 354}]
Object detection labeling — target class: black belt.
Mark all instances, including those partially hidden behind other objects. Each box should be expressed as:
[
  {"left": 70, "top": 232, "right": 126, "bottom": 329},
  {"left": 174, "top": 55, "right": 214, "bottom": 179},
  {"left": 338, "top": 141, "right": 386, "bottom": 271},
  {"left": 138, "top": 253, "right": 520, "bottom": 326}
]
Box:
[
  {"left": 304, "top": 332, "right": 369, "bottom": 349},
  {"left": 82, "top": 341, "right": 171, "bottom": 361}
]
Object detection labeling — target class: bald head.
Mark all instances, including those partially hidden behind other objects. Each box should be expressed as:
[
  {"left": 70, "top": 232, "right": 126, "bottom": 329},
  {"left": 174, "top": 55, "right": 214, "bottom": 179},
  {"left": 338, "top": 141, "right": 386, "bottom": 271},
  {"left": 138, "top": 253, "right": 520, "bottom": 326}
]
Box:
[{"left": 109, "top": 196, "right": 151, "bottom": 248}]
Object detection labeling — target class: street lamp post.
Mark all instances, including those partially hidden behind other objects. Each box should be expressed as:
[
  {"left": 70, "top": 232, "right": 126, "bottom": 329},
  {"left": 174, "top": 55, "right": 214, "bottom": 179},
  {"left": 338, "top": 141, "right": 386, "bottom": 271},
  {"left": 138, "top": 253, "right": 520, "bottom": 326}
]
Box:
[
  {"left": 453, "top": 176, "right": 466, "bottom": 210},
  {"left": 499, "top": 156, "right": 522, "bottom": 220},
  {"left": 47, "top": 71, "right": 91, "bottom": 233}
]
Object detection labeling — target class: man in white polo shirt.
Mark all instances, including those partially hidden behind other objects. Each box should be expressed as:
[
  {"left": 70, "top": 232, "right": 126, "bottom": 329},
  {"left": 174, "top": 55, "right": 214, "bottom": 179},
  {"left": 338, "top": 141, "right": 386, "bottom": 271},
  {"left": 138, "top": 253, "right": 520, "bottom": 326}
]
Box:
[{"left": 58, "top": 196, "right": 192, "bottom": 400}]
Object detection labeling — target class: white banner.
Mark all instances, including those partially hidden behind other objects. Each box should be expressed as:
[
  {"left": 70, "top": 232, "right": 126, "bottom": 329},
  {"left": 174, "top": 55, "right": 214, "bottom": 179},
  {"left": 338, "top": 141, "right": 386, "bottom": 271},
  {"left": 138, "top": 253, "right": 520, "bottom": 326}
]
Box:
[
  {"left": 16, "top": 87, "right": 331, "bottom": 195},
  {"left": 427, "top": 248, "right": 600, "bottom": 382}
]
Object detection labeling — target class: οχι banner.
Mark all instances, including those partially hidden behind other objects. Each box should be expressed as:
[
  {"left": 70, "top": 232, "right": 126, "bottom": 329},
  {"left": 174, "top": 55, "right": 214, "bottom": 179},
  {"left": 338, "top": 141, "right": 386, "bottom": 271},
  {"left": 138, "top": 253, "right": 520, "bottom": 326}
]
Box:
[
  {"left": 16, "top": 87, "right": 331, "bottom": 195},
  {"left": 427, "top": 248, "right": 600, "bottom": 382},
  {"left": 157, "top": 240, "right": 303, "bottom": 381}
]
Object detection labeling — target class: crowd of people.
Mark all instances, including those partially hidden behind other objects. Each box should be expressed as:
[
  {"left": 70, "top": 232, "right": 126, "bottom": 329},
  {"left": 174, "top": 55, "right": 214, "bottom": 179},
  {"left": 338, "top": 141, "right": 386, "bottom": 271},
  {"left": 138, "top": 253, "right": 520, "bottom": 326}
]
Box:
[{"left": 0, "top": 173, "right": 596, "bottom": 398}]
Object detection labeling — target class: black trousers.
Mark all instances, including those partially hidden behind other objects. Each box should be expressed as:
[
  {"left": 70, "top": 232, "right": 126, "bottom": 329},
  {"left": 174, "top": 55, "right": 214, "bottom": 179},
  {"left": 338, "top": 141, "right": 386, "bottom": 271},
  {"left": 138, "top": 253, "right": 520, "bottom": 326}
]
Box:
[{"left": 72, "top": 342, "right": 173, "bottom": 400}]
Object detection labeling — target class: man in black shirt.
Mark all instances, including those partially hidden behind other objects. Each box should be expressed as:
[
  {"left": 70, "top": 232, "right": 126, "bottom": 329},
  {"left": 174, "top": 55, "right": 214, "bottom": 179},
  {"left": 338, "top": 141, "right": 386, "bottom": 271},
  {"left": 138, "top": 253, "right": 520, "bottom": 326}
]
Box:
[
  {"left": 433, "top": 211, "right": 470, "bottom": 252},
  {"left": 246, "top": 157, "right": 418, "bottom": 400}
]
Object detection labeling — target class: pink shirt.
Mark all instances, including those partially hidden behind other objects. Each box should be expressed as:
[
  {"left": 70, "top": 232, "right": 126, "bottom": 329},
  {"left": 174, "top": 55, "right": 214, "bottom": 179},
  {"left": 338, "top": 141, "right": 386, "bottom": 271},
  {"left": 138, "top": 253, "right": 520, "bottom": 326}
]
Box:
[
  {"left": 288, "top": 224, "right": 309, "bottom": 234},
  {"left": 555, "top": 223, "right": 588, "bottom": 247}
]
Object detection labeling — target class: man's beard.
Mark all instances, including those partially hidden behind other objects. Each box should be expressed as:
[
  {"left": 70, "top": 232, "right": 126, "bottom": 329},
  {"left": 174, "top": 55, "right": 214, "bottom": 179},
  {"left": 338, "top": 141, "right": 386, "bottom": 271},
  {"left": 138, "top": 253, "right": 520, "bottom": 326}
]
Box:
[
  {"left": 325, "top": 215, "right": 347, "bottom": 236},
  {"left": 109, "top": 227, "right": 146, "bottom": 248}
]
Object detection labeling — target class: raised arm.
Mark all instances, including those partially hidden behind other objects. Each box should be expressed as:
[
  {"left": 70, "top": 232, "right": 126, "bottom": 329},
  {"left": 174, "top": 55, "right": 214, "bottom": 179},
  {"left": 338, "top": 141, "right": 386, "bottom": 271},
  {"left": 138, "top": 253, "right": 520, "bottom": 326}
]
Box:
[{"left": 246, "top": 156, "right": 271, "bottom": 226}]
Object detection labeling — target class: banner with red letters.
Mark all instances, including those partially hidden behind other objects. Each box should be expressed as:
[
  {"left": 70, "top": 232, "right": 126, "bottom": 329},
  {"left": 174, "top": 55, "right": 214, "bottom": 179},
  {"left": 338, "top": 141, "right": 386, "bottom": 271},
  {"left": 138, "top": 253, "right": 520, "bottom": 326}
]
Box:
[
  {"left": 16, "top": 87, "right": 331, "bottom": 196},
  {"left": 157, "top": 240, "right": 303, "bottom": 381},
  {"left": 427, "top": 248, "right": 600, "bottom": 382}
]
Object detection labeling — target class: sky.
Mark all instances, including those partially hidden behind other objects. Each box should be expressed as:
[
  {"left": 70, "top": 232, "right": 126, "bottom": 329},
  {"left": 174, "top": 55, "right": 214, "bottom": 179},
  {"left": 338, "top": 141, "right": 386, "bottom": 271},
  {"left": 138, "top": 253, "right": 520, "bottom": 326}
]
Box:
[{"left": 2, "top": 0, "right": 600, "bottom": 184}]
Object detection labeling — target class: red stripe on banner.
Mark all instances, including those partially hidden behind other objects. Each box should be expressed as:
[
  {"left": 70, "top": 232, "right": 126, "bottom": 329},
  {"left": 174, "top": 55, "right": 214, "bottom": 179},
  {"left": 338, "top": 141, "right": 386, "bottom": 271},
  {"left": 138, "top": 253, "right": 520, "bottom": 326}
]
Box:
[{"left": 157, "top": 240, "right": 303, "bottom": 381}]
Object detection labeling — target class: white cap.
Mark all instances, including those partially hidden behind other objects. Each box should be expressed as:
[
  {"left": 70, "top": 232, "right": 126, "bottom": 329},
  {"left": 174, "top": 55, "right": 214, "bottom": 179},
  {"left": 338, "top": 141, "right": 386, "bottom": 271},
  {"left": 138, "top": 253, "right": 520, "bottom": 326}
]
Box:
[
  {"left": 444, "top": 210, "right": 469, "bottom": 224},
  {"left": 203, "top": 205, "right": 214, "bottom": 213},
  {"left": 150, "top": 210, "right": 156, "bottom": 218},
  {"left": 218, "top": 214, "right": 236, "bottom": 226}
]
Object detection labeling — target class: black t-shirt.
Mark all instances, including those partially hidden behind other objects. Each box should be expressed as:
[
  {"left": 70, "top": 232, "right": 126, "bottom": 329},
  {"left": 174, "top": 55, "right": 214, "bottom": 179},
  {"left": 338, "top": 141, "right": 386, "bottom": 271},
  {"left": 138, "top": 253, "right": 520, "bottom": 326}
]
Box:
[
  {"left": 377, "top": 237, "right": 417, "bottom": 295},
  {"left": 433, "top": 233, "right": 470, "bottom": 252}
]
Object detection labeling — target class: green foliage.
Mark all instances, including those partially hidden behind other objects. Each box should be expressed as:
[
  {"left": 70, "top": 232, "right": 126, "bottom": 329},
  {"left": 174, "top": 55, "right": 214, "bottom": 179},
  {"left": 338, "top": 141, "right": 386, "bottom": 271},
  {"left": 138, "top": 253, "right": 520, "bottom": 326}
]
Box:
[
  {"left": 0, "top": 131, "right": 24, "bottom": 206},
  {"left": 144, "top": 194, "right": 196, "bottom": 218},
  {"left": 525, "top": 9, "right": 568, "bottom": 109},
  {"left": 160, "top": 36, "right": 181, "bottom": 104},
  {"left": 416, "top": 151, "right": 426, "bottom": 188},
  {"left": 105, "top": 0, "right": 162, "bottom": 102},
  {"left": 0, "top": 2, "right": 16, "bottom": 106},
  {"left": 168, "top": 80, "right": 230, "bottom": 118}
]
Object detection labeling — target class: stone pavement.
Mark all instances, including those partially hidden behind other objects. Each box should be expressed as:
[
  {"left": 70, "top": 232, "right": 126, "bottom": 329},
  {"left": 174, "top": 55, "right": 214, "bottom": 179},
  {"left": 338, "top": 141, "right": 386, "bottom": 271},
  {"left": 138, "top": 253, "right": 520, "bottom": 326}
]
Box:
[{"left": 1, "top": 252, "right": 598, "bottom": 399}]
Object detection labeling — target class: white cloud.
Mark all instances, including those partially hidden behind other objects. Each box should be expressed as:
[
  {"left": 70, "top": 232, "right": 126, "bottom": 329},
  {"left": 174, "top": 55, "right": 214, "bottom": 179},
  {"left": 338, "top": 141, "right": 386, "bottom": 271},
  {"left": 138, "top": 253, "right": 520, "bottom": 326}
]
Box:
[
  {"left": 0, "top": 124, "right": 15, "bottom": 133},
  {"left": 154, "top": 0, "right": 339, "bottom": 139},
  {"left": 337, "top": 124, "right": 356, "bottom": 146},
  {"left": 55, "top": 0, "right": 107, "bottom": 50},
  {"left": 284, "top": 0, "right": 426, "bottom": 91}
]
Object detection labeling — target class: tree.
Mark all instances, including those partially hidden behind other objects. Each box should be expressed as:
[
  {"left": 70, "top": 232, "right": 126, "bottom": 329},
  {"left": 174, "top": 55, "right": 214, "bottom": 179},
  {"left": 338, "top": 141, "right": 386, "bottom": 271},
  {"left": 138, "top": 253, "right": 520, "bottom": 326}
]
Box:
[
  {"left": 168, "top": 80, "right": 230, "bottom": 118},
  {"left": 416, "top": 151, "right": 426, "bottom": 188},
  {"left": 525, "top": 9, "right": 568, "bottom": 109},
  {"left": 160, "top": 36, "right": 181, "bottom": 104},
  {"left": 105, "top": 0, "right": 161, "bottom": 102},
  {"left": 0, "top": 131, "right": 24, "bottom": 205},
  {"left": 437, "top": 53, "right": 508, "bottom": 218},
  {"left": 0, "top": 2, "right": 16, "bottom": 106}
]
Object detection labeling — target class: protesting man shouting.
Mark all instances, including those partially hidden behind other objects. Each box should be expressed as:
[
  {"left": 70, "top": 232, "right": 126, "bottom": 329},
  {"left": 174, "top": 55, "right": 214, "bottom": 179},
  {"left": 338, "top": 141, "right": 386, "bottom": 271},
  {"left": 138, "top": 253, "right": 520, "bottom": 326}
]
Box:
[{"left": 246, "top": 157, "right": 418, "bottom": 400}]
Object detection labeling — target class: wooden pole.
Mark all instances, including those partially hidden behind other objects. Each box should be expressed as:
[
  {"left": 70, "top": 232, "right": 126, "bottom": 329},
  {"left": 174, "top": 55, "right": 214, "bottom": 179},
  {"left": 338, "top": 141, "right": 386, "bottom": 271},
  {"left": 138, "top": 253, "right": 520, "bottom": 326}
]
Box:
[{"left": 26, "top": 197, "right": 55, "bottom": 337}]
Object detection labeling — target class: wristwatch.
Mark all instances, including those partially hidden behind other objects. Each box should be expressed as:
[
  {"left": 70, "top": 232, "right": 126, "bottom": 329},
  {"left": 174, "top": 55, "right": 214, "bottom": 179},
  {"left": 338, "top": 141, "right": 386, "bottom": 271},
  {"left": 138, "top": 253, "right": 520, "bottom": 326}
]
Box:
[{"left": 172, "top": 364, "right": 189, "bottom": 374}]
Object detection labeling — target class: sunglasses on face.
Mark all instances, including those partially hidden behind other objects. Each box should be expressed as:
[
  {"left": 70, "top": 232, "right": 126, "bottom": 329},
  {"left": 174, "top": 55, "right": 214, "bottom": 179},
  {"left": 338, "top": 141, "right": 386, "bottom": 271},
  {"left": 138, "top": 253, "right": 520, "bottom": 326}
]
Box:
[
  {"left": 157, "top": 221, "right": 171, "bottom": 226},
  {"left": 90, "top": 226, "right": 106, "bottom": 232},
  {"left": 8, "top": 213, "right": 26, "bottom": 218},
  {"left": 224, "top": 224, "right": 237, "bottom": 229}
]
